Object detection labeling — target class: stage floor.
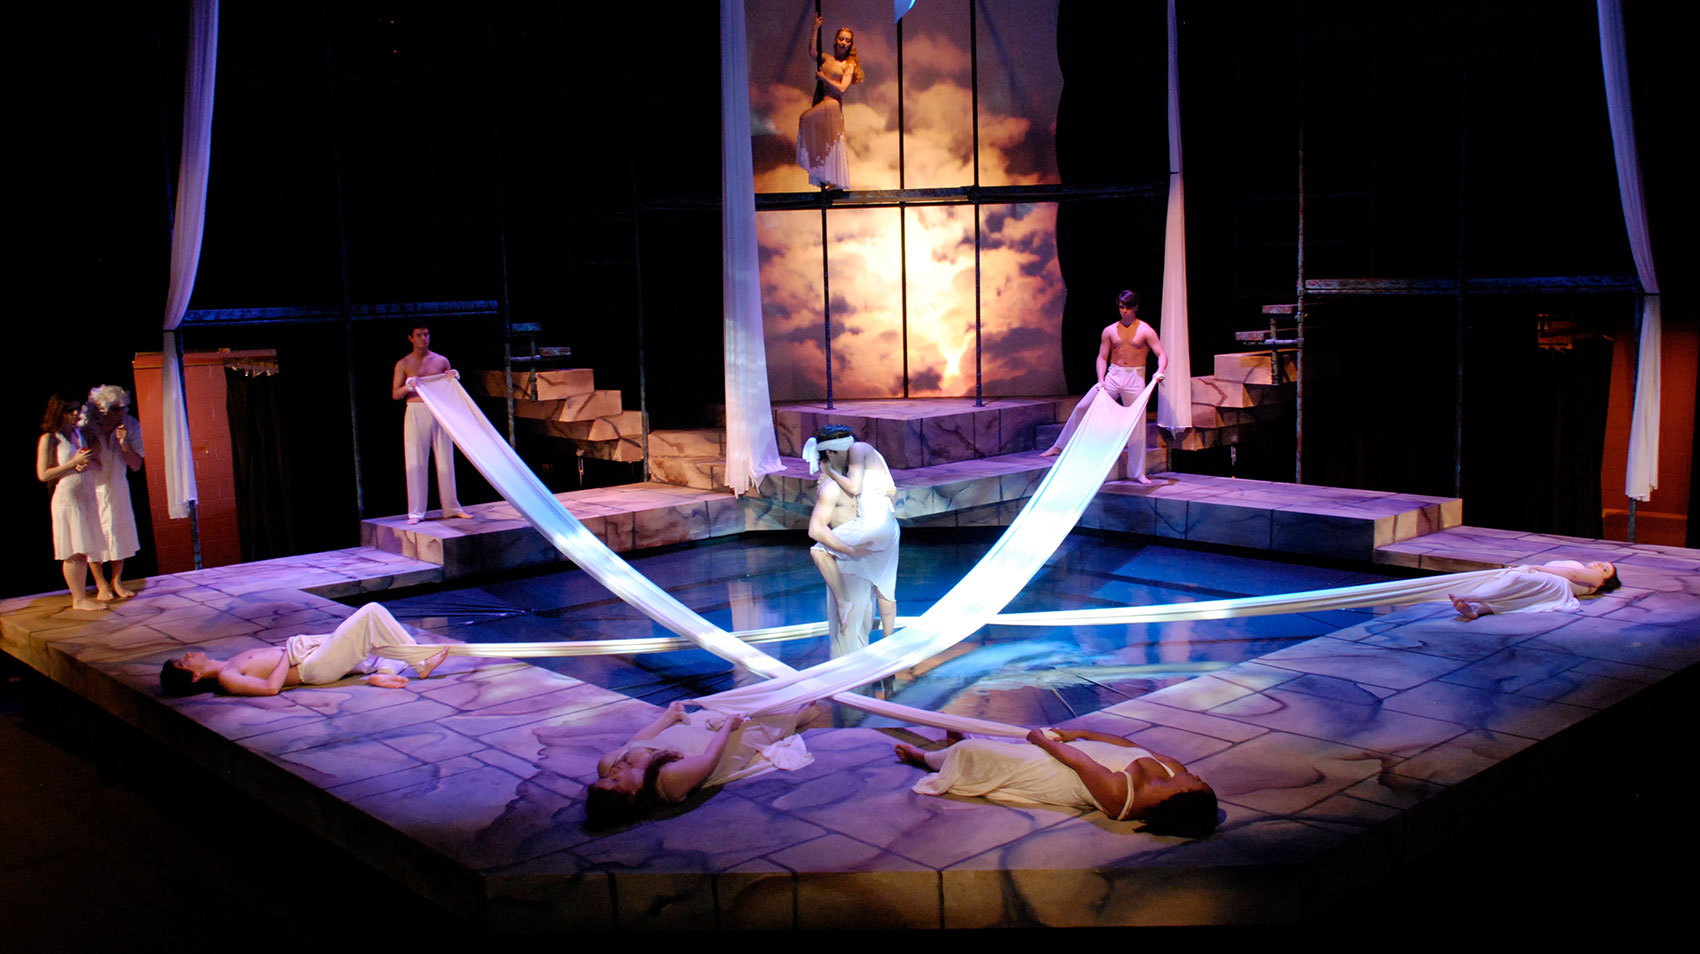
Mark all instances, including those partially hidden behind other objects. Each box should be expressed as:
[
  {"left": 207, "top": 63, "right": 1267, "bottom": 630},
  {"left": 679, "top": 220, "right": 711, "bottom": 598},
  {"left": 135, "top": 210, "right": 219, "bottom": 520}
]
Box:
[{"left": 4, "top": 474, "right": 1698, "bottom": 929}]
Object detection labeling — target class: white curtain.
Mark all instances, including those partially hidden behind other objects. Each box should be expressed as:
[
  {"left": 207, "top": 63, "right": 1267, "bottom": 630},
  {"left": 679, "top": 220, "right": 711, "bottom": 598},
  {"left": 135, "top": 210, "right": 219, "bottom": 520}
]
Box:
[
  {"left": 1598, "top": 0, "right": 1661, "bottom": 502},
  {"left": 1156, "top": 0, "right": 1192, "bottom": 431},
  {"left": 161, "top": 0, "right": 219, "bottom": 519},
  {"left": 721, "top": 0, "right": 783, "bottom": 494}
]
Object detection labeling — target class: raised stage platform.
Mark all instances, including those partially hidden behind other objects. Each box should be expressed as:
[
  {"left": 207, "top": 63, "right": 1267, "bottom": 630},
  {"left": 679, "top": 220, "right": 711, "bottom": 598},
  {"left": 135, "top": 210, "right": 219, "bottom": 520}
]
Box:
[{"left": 6, "top": 462, "right": 1698, "bottom": 929}]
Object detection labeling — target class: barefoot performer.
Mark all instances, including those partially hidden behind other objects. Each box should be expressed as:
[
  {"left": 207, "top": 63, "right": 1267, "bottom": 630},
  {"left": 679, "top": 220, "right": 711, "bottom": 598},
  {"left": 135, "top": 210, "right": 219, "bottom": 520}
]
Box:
[
  {"left": 392, "top": 322, "right": 472, "bottom": 525},
  {"left": 804, "top": 425, "right": 900, "bottom": 653},
  {"left": 1042, "top": 290, "right": 1167, "bottom": 485},
  {"left": 897, "top": 726, "right": 1217, "bottom": 836},
  {"left": 796, "top": 15, "right": 863, "bottom": 190},
  {"left": 159, "top": 603, "right": 450, "bottom": 696},
  {"left": 1448, "top": 560, "right": 1620, "bottom": 620}
]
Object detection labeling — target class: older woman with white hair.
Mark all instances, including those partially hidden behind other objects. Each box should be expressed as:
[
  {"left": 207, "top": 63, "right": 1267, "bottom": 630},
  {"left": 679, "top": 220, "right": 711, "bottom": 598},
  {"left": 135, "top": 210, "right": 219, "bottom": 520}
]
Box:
[{"left": 85, "top": 384, "right": 144, "bottom": 599}]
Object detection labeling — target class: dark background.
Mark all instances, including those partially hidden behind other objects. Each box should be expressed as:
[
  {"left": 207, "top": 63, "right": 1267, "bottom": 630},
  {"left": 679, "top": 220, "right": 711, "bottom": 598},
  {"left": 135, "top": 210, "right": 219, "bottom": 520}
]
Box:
[{"left": 6, "top": 0, "right": 1693, "bottom": 597}]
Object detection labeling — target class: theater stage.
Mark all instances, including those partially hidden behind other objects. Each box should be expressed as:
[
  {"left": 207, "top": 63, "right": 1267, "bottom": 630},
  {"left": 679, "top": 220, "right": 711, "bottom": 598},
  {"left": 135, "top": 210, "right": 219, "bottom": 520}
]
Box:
[{"left": 4, "top": 471, "right": 1698, "bottom": 930}]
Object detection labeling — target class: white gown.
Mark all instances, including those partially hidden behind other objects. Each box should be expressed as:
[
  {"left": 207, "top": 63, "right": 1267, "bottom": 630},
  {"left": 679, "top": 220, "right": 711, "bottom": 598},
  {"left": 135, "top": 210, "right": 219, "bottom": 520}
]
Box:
[
  {"left": 912, "top": 738, "right": 1158, "bottom": 819},
  {"left": 623, "top": 711, "right": 813, "bottom": 793},
  {"left": 48, "top": 431, "right": 102, "bottom": 561},
  {"left": 91, "top": 419, "right": 142, "bottom": 562},
  {"left": 1454, "top": 561, "right": 1596, "bottom": 614}
]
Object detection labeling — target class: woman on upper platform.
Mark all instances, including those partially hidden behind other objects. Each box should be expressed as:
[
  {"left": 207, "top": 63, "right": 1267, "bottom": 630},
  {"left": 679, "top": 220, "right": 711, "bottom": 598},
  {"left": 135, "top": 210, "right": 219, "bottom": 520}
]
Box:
[{"left": 796, "top": 15, "right": 864, "bottom": 190}]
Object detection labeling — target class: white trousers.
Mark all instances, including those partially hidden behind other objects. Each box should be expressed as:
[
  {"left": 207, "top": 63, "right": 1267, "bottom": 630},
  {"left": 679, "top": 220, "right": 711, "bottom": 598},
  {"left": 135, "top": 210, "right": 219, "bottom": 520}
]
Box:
[
  {"left": 287, "top": 603, "right": 420, "bottom": 685},
  {"left": 1050, "top": 365, "right": 1148, "bottom": 479},
  {"left": 404, "top": 402, "right": 461, "bottom": 519}
]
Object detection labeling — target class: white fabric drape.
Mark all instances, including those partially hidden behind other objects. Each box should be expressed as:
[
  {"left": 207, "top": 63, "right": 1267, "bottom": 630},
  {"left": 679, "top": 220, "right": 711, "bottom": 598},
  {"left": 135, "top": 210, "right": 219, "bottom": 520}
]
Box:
[
  {"left": 1597, "top": 0, "right": 1661, "bottom": 501},
  {"left": 160, "top": 0, "right": 219, "bottom": 519},
  {"left": 1155, "top": 0, "right": 1192, "bottom": 432},
  {"left": 721, "top": 0, "right": 783, "bottom": 495},
  {"left": 412, "top": 373, "right": 1159, "bottom": 737}
]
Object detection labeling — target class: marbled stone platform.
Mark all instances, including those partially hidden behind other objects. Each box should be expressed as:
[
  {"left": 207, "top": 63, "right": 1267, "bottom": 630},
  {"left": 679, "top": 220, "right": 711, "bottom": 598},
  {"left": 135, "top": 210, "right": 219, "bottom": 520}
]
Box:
[
  {"left": 362, "top": 464, "right": 1464, "bottom": 578},
  {"left": 6, "top": 522, "right": 1697, "bottom": 929},
  {"left": 772, "top": 397, "right": 1070, "bottom": 470}
]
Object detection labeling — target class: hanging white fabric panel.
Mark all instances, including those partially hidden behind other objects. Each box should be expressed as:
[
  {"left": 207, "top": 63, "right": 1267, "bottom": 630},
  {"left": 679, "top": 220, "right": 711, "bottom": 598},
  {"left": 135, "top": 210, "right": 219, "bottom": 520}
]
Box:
[
  {"left": 1597, "top": 0, "right": 1662, "bottom": 502},
  {"left": 1155, "top": 0, "right": 1192, "bottom": 432},
  {"left": 160, "top": 0, "right": 219, "bottom": 519},
  {"left": 720, "top": 0, "right": 784, "bottom": 495}
]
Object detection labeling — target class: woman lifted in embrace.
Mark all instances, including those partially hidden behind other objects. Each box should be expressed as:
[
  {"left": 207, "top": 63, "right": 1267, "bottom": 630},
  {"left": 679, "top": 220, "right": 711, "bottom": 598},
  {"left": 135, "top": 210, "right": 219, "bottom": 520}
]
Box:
[{"left": 796, "top": 15, "right": 864, "bottom": 190}]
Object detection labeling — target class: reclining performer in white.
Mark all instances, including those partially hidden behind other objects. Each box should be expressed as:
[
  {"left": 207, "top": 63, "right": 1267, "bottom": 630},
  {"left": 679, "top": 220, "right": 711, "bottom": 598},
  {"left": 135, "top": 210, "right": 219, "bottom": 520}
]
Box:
[
  {"left": 159, "top": 603, "right": 449, "bottom": 696},
  {"left": 1448, "top": 560, "right": 1620, "bottom": 620},
  {"left": 804, "top": 425, "right": 900, "bottom": 655}
]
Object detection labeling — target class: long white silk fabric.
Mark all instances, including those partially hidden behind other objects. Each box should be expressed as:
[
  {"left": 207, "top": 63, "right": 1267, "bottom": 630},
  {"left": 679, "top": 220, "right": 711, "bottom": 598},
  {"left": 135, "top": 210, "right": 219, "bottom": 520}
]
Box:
[
  {"left": 407, "top": 374, "right": 1516, "bottom": 738},
  {"left": 160, "top": 0, "right": 218, "bottom": 520},
  {"left": 1156, "top": 0, "right": 1192, "bottom": 432},
  {"left": 1597, "top": 0, "right": 1661, "bottom": 502},
  {"left": 412, "top": 374, "right": 1048, "bottom": 737},
  {"left": 720, "top": 0, "right": 784, "bottom": 495}
]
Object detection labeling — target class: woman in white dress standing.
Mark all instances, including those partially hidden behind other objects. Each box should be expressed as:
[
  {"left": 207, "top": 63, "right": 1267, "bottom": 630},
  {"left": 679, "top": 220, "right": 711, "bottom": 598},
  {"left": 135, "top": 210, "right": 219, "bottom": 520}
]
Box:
[
  {"left": 36, "top": 390, "right": 108, "bottom": 610},
  {"left": 796, "top": 15, "right": 863, "bottom": 190},
  {"left": 85, "top": 385, "right": 144, "bottom": 599}
]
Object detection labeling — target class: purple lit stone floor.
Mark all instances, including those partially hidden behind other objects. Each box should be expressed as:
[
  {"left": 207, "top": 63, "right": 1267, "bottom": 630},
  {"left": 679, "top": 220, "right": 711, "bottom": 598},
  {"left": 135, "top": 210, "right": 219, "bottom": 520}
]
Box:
[{"left": 4, "top": 479, "right": 1699, "bottom": 929}]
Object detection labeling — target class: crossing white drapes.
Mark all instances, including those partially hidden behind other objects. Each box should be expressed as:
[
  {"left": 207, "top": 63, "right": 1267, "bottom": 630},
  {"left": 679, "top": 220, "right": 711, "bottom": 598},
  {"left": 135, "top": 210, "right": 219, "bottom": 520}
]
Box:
[
  {"left": 721, "top": 0, "right": 784, "bottom": 495},
  {"left": 160, "top": 0, "right": 219, "bottom": 519},
  {"left": 1156, "top": 0, "right": 1193, "bottom": 432},
  {"left": 1597, "top": 0, "right": 1661, "bottom": 502}
]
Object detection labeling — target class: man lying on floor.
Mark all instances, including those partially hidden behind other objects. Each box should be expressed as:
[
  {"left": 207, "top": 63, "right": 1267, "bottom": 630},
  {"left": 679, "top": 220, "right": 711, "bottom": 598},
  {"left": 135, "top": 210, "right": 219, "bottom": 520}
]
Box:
[{"left": 159, "top": 603, "right": 449, "bottom": 696}]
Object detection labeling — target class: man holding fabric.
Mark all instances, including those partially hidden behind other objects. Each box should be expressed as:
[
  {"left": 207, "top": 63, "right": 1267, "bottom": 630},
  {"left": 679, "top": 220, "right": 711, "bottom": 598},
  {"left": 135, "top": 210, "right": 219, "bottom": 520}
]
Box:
[
  {"left": 804, "top": 425, "right": 900, "bottom": 659},
  {"left": 1041, "top": 290, "right": 1167, "bottom": 484},
  {"left": 392, "top": 323, "right": 472, "bottom": 524}
]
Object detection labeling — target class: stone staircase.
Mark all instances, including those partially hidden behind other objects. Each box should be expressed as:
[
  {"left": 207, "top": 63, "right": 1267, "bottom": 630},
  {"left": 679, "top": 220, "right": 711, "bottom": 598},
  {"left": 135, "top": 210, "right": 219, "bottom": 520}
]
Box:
[{"left": 470, "top": 369, "right": 643, "bottom": 462}]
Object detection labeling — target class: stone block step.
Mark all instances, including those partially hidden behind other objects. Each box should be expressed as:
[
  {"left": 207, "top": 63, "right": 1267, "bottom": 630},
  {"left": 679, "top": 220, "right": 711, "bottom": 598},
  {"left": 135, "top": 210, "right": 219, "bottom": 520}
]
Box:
[
  {"left": 519, "top": 416, "right": 644, "bottom": 462},
  {"left": 1213, "top": 351, "right": 1297, "bottom": 386},
  {"left": 648, "top": 456, "right": 729, "bottom": 493},
  {"left": 1188, "top": 402, "right": 1288, "bottom": 429},
  {"left": 472, "top": 368, "right": 597, "bottom": 401},
  {"left": 1034, "top": 420, "right": 1163, "bottom": 452},
  {"left": 649, "top": 428, "right": 725, "bottom": 459},
  {"left": 513, "top": 390, "right": 623, "bottom": 423},
  {"left": 1190, "top": 374, "right": 1292, "bottom": 409},
  {"left": 772, "top": 397, "right": 1069, "bottom": 470}
]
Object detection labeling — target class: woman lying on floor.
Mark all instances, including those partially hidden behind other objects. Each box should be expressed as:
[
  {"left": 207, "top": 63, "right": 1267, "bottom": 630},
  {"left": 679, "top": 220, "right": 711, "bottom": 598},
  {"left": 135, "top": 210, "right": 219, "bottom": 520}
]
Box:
[
  {"left": 897, "top": 727, "right": 1218, "bottom": 838},
  {"left": 587, "top": 700, "right": 821, "bottom": 826},
  {"left": 1448, "top": 560, "right": 1620, "bottom": 620}
]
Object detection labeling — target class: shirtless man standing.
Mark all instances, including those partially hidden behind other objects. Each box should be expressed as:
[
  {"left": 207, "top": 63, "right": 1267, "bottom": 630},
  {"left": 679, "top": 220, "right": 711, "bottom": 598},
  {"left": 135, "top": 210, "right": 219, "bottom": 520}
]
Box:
[
  {"left": 1041, "top": 290, "right": 1168, "bottom": 484},
  {"left": 391, "top": 323, "right": 471, "bottom": 524},
  {"left": 159, "top": 603, "right": 450, "bottom": 696}
]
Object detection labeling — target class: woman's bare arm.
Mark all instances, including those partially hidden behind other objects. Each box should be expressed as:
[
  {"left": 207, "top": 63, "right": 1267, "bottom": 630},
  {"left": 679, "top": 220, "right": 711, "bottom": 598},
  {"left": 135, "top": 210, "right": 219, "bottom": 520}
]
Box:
[
  {"left": 1026, "top": 728, "right": 1128, "bottom": 816},
  {"left": 657, "top": 714, "right": 744, "bottom": 800}
]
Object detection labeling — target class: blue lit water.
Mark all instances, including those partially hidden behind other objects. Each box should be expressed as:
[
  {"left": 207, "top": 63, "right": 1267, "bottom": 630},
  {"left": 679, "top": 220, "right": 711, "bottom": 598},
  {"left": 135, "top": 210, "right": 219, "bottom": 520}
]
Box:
[{"left": 373, "top": 529, "right": 1398, "bottom": 724}]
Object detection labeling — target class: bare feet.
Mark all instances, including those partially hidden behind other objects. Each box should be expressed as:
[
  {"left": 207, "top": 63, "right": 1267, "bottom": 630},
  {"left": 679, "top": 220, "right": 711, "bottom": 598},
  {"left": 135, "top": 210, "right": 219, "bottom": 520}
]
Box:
[
  {"left": 1134, "top": 474, "right": 1154, "bottom": 485},
  {"left": 447, "top": 510, "right": 473, "bottom": 520},
  {"left": 366, "top": 672, "right": 409, "bottom": 689},
  {"left": 94, "top": 588, "right": 118, "bottom": 603},
  {"left": 894, "top": 743, "right": 929, "bottom": 768},
  {"left": 1449, "top": 596, "right": 1485, "bottom": 621},
  {"left": 413, "top": 646, "right": 451, "bottom": 679},
  {"left": 1039, "top": 445, "right": 1061, "bottom": 458},
  {"left": 70, "top": 598, "right": 107, "bottom": 612},
  {"left": 406, "top": 515, "right": 422, "bottom": 525},
  {"left": 113, "top": 582, "right": 136, "bottom": 600}
]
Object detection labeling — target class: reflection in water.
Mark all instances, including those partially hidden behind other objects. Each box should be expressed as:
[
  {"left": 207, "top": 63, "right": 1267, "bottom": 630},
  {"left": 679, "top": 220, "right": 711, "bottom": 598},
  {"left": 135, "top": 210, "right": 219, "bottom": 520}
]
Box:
[{"left": 370, "top": 532, "right": 1394, "bottom": 726}]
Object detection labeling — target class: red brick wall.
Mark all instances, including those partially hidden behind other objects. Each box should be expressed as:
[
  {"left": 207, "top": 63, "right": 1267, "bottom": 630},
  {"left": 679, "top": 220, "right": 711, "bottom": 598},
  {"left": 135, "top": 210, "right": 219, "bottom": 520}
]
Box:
[{"left": 132, "top": 351, "right": 273, "bottom": 573}]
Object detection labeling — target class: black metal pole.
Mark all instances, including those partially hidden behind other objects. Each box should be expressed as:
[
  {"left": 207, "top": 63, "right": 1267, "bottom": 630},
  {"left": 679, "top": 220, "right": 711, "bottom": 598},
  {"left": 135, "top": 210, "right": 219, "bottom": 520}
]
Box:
[{"left": 970, "top": 0, "right": 983, "bottom": 406}]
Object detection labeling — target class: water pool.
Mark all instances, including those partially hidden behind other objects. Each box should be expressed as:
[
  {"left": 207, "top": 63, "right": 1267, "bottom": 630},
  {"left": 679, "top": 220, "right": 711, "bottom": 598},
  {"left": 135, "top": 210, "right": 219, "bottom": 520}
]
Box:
[{"left": 371, "top": 529, "right": 1401, "bottom": 724}]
